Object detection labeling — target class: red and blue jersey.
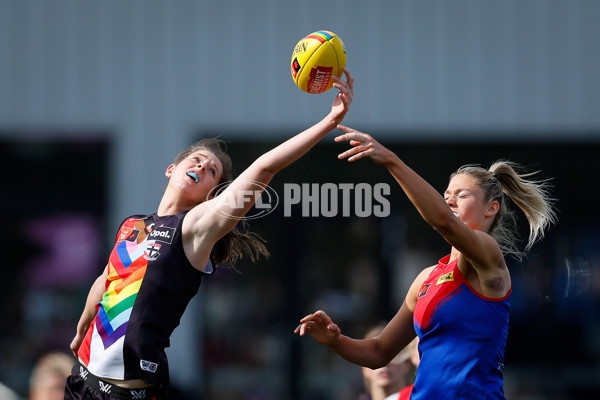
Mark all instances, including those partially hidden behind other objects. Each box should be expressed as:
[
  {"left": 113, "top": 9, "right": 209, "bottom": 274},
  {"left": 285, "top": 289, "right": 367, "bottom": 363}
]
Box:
[
  {"left": 397, "top": 384, "right": 413, "bottom": 400},
  {"left": 411, "top": 255, "right": 510, "bottom": 399}
]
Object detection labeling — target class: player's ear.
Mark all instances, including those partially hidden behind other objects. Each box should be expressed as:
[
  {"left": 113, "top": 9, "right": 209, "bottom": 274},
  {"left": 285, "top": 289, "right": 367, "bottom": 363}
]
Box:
[
  {"left": 486, "top": 200, "right": 499, "bottom": 217},
  {"left": 165, "top": 164, "right": 175, "bottom": 178}
]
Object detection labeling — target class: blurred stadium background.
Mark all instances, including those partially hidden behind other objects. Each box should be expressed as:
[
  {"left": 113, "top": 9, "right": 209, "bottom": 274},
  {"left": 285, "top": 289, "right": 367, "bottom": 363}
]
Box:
[{"left": 1, "top": 1, "right": 599, "bottom": 399}]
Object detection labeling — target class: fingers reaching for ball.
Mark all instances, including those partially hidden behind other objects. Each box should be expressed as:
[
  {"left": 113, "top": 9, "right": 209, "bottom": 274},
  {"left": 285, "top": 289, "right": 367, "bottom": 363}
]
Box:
[
  {"left": 332, "top": 69, "right": 354, "bottom": 103},
  {"left": 334, "top": 125, "right": 394, "bottom": 165},
  {"left": 335, "top": 125, "right": 376, "bottom": 162},
  {"left": 329, "top": 69, "right": 354, "bottom": 122},
  {"left": 342, "top": 68, "right": 355, "bottom": 94}
]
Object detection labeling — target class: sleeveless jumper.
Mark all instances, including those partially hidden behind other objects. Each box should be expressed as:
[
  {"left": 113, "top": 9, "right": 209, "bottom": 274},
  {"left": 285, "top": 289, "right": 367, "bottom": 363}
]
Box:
[
  {"left": 78, "top": 211, "right": 212, "bottom": 386},
  {"left": 411, "top": 255, "right": 510, "bottom": 399}
]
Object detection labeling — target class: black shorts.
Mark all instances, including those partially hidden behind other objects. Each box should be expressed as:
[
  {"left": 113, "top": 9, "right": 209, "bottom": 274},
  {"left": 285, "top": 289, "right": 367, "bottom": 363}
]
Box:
[{"left": 64, "top": 362, "right": 166, "bottom": 400}]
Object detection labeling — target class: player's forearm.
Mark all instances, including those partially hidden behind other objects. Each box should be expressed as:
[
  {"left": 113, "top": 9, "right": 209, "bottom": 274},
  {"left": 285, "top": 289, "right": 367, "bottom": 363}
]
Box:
[
  {"left": 385, "top": 157, "right": 454, "bottom": 230},
  {"left": 329, "top": 335, "right": 393, "bottom": 370},
  {"left": 251, "top": 115, "right": 338, "bottom": 177},
  {"left": 202, "top": 115, "right": 338, "bottom": 232}
]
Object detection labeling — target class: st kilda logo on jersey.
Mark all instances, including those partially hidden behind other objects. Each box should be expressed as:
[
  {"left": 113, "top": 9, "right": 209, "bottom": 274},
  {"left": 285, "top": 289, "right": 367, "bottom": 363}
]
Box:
[{"left": 144, "top": 243, "right": 162, "bottom": 261}]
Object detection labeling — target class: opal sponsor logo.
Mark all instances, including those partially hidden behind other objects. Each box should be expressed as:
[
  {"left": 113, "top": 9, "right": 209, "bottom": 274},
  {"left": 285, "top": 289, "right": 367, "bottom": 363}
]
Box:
[{"left": 148, "top": 226, "right": 175, "bottom": 244}]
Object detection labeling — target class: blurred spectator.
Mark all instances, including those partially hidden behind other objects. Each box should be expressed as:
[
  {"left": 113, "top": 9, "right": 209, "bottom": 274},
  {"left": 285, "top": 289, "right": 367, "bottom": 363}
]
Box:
[
  {"left": 359, "top": 324, "right": 419, "bottom": 400},
  {"left": 29, "top": 352, "right": 74, "bottom": 400}
]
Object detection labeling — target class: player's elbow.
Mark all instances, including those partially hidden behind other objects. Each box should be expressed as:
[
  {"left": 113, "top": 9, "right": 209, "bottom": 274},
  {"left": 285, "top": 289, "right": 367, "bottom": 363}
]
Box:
[
  {"left": 364, "top": 353, "right": 395, "bottom": 370},
  {"left": 363, "top": 342, "right": 396, "bottom": 369},
  {"left": 251, "top": 156, "right": 279, "bottom": 181}
]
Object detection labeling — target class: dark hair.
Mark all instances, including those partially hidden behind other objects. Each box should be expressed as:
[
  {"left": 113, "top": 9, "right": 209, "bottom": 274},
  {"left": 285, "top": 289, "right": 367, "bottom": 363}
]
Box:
[
  {"left": 451, "top": 160, "right": 557, "bottom": 260},
  {"left": 175, "top": 138, "right": 269, "bottom": 266}
]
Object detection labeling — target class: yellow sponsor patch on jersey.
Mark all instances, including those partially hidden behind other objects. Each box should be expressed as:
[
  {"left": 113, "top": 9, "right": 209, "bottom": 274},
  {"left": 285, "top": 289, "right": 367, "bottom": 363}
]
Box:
[{"left": 436, "top": 271, "right": 454, "bottom": 285}]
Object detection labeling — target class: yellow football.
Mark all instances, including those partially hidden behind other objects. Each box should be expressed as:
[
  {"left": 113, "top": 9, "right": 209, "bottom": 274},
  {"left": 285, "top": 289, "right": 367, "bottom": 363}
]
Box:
[{"left": 290, "top": 30, "right": 346, "bottom": 94}]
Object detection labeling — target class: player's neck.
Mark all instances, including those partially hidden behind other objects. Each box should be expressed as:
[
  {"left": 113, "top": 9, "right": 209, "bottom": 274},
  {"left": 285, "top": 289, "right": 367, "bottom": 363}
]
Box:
[
  {"left": 157, "top": 192, "right": 194, "bottom": 216},
  {"left": 450, "top": 247, "right": 462, "bottom": 263}
]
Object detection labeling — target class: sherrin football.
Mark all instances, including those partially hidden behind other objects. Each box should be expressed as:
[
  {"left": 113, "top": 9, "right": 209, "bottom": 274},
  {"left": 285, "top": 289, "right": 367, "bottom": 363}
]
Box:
[{"left": 290, "top": 30, "right": 346, "bottom": 94}]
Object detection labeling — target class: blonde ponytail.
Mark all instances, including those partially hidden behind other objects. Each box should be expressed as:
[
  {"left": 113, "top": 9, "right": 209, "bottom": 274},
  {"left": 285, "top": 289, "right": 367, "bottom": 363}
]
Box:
[{"left": 452, "top": 161, "right": 557, "bottom": 260}]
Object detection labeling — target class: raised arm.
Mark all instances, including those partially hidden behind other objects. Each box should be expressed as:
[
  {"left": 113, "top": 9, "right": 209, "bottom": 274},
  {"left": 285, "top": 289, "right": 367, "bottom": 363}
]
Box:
[
  {"left": 334, "top": 126, "right": 504, "bottom": 278},
  {"left": 186, "top": 70, "right": 354, "bottom": 252}
]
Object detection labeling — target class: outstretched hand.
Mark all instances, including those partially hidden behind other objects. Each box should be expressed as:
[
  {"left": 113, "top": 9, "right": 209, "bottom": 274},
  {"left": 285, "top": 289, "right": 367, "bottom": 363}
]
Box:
[
  {"left": 334, "top": 126, "right": 395, "bottom": 165},
  {"left": 294, "top": 310, "right": 341, "bottom": 346},
  {"left": 329, "top": 69, "right": 354, "bottom": 123}
]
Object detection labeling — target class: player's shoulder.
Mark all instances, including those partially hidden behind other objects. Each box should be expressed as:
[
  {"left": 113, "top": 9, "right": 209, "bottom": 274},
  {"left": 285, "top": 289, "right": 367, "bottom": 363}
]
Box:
[
  {"left": 416, "top": 265, "right": 436, "bottom": 283},
  {"left": 119, "top": 213, "right": 151, "bottom": 225},
  {"left": 405, "top": 264, "right": 437, "bottom": 311}
]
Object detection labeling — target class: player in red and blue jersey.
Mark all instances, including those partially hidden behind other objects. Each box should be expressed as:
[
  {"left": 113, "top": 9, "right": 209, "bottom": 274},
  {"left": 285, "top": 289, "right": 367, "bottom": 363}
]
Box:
[
  {"left": 296, "top": 127, "right": 556, "bottom": 399},
  {"left": 65, "top": 70, "right": 354, "bottom": 400},
  {"left": 411, "top": 254, "right": 510, "bottom": 398}
]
